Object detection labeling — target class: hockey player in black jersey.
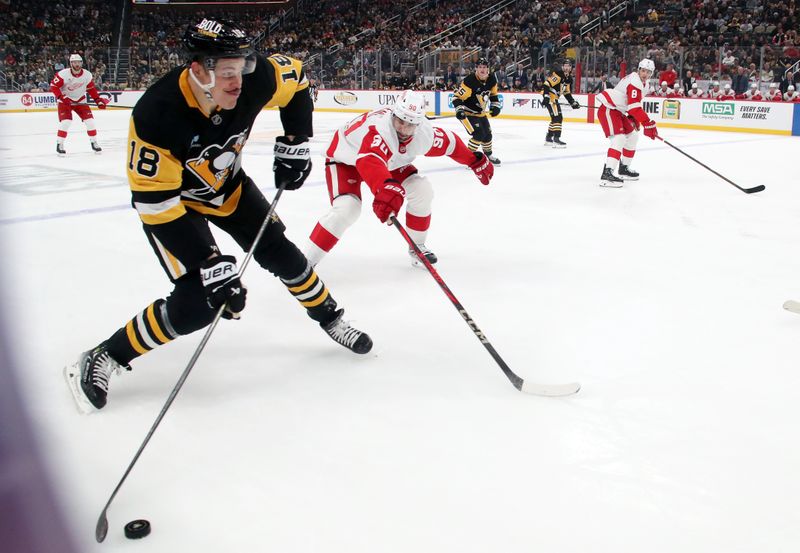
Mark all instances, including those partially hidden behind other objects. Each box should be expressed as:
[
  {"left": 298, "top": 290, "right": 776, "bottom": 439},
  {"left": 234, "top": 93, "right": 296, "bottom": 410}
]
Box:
[
  {"left": 452, "top": 58, "right": 502, "bottom": 164},
  {"left": 542, "top": 59, "right": 580, "bottom": 148},
  {"left": 64, "top": 19, "right": 373, "bottom": 413}
]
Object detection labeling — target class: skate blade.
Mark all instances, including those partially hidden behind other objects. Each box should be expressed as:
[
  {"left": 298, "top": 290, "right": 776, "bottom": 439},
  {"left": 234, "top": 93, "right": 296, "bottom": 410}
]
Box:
[
  {"left": 63, "top": 363, "right": 97, "bottom": 414},
  {"left": 551, "top": 144, "right": 567, "bottom": 149},
  {"left": 599, "top": 181, "right": 624, "bottom": 188},
  {"left": 619, "top": 175, "right": 639, "bottom": 181}
]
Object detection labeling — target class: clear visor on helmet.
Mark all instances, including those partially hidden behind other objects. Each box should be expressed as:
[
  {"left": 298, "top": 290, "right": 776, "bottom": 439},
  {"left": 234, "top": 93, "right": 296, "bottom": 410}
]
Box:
[{"left": 203, "top": 53, "right": 257, "bottom": 77}]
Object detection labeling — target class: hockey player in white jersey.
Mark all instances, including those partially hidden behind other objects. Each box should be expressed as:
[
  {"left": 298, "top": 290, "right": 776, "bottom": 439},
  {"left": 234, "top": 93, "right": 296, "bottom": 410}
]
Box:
[
  {"left": 305, "top": 90, "right": 494, "bottom": 267},
  {"left": 595, "top": 58, "right": 660, "bottom": 187},
  {"left": 49, "top": 53, "right": 109, "bottom": 155}
]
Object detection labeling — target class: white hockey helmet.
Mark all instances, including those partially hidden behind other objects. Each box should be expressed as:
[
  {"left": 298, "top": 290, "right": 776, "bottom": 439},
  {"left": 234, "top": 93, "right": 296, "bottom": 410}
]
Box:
[
  {"left": 691, "top": 83, "right": 698, "bottom": 88},
  {"left": 660, "top": 80, "right": 667, "bottom": 86},
  {"left": 789, "top": 85, "right": 796, "bottom": 91},
  {"left": 638, "top": 59, "right": 655, "bottom": 73},
  {"left": 723, "top": 83, "right": 731, "bottom": 89},
  {"left": 750, "top": 82, "right": 757, "bottom": 88},
  {"left": 69, "top": 54, "right": 83, "bottom": 63},
  {"left": 769, "top": 82, "right": 777, "bottom": 88},
  {"left": 712, "top": 80, "right": 720, "bottom": 86},
  {"left": 393, "top": 90, "right": 426, "bottom": 125}
]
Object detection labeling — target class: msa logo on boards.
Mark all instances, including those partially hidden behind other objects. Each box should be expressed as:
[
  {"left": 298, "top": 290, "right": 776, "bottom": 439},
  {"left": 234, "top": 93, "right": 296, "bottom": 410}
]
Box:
[{"left": 701, "top": 102, "right": 735, "bottom": 119}]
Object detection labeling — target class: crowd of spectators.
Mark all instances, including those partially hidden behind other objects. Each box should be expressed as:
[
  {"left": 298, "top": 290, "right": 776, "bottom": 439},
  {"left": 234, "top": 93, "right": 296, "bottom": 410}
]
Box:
[
  {"left": 0, "top": 0, "right": 115, "bottom": 92},
  {"left": 1, "top": 0, "right": 798, "bottom": 101}
]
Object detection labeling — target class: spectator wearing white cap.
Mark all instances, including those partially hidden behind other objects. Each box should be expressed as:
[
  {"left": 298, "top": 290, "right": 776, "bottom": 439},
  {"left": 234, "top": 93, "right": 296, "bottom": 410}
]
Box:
[
  {"left": 767, "top": 83, "right": 783, "bottom": 101},
  {"left": 667, "top": 82, "right": 683, "bottom": 98},
  {"left": 654, "top": 80, "right": 671, "bottom": 97},
  {"left": 784, "top": 85, "right": 799, "bottom": 102},
  {"left": 717, "top": 83, "right": 735, "bottom": 101},
  {"left": 741, "top": 82, "right": 763, "bottom": 101},
  {"left": 687, "top": 82, "right": 703, "bottom": 98}
]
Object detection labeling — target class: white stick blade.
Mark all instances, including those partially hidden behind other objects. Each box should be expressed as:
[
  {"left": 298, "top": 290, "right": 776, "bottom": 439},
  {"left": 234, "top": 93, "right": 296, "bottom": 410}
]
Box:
[
  {"left": 782, "top": 300, "right": 800, "bottom": 314},
  {"left": 520, "top": 380, "right": 581, "bottom": 397}
]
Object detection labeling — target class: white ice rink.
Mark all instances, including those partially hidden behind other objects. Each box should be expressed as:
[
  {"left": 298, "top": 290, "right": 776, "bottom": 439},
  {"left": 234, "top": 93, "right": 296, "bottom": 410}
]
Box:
[{"left": 1, "top": 108, "right": 799, "bottom": 552}]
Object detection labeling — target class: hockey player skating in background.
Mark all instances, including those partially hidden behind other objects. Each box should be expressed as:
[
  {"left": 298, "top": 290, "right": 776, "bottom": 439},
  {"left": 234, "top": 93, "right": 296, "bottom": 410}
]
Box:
[
  {"left": 50, "top": 53, "right": 109, "bottom": 155},
  {"left": 542, "top": 59, "right": 580, "bottom": 148},
  {"left": 304, "top": 90, "right": 494, "bottom": 268},
  {"left": 596, "top": 58, "right": 660, "bottom": 187},
  {"left": 64, "top": 19, "right": 372, "bottom": 413},
  {"left": 452, "top": 58, "right": 502, "bottom": 164}
]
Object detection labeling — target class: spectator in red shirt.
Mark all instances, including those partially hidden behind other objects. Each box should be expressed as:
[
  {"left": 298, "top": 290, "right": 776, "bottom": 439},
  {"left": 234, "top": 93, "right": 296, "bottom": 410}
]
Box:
[{"left": 658, "top": 63, "right": 677, "bottom": 87}]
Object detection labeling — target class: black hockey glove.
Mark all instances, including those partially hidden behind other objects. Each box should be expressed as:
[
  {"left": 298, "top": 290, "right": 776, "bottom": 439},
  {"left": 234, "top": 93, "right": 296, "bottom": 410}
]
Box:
[
  {"left": 489, "top": 102, "right": 501, "bottom": 117},
  {"left": 273, "top": 135, "right": 312, "bottom": 190},
  {"left": 200, "top": 255, "right": 247, "bottom": 320},
  {"left": 455, "top": 106, "right": 467, "bottom": 120},
  {"left": 570, "top": 100, "right": 580, "bottom": 109}
]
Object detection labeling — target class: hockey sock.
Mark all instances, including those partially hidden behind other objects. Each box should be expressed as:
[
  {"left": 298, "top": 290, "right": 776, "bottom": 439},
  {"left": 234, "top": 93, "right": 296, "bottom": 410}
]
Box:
[
  {"left": 606, "top": 148, "right": 621, "bottom": 171},
  {"left": 406, "top": 213, "right": 430, "bottom": 245},
  {"left": 281, "top": 263, "right": 333, "bottom": 323},
  {"left": 621, "top": 131, "right": 638, "bottom": 166},
  {"left": 84, "top": 117, "right": 97, "bottom": 138},
  {"left": 467, "top": 138, "right": 480, "bottom": 152},
  {"left": 483, "top": 140, "right": 493, "bottom": 155},
  {"left": 104, "top": 299, "right": 177, "bottom": 364},
  {"left": 57, "top": 119, "right": 71, "bottom": 142}
]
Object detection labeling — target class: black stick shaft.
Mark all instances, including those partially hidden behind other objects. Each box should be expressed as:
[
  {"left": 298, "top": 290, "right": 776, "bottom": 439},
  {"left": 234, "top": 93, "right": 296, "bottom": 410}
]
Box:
[
  {"left": 95, "top": 185, "right": 287, "bottom": 543},
  {"left": 389, "top": 216, "right": 524, "bottom": 390},
  {"left": 658, "top": 137, "right": 764, "bottom": 193}
]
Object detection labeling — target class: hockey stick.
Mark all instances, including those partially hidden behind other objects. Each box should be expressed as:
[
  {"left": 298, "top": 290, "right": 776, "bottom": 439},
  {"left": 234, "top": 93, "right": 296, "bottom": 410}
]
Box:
[
  {"left": 95, "top": 184, "right": 287, "bottom": 543},
  {"left": 657, "top": 136, "right": 765, "bottom": 194},
  {"left": 71, "top": 102, "right": 137, "bottom": 109},
  {"left": 426, "top": 114, "right": 457, "bottom": 120},
  {"left": 389, "top": 215, "right": 580, "bottom": 397}
]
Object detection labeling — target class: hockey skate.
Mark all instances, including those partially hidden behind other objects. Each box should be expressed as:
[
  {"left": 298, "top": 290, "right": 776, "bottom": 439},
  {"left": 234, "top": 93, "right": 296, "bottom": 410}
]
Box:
[
  {"left": 64, "top": 343, "right": 130, "bottom": 413},
  {"left": 409, "top": 244, "right": 438, "bottom": 268},
  {"left": 544, "top": 132, "right": 554, "bottom": 146},
  {"left": 552, "top": 137, "right": 567, "bottom": 148},
  {"left": 322, "top": 310, "right": 373, "bottom": 354},
  {"left": 56, "top": 143, "right": 66, "bottom": 156},
  {"left": 485, "top": 153, "right": 501, "bottom": 165},
  {"left": 618, "top": 164, "right": 639, "bottom": 181},
  {"left": 90, "top": 141, "right": 103, "bottom": 153},
  {"left": 599, "top": 166, "right": 624, "bottom": 188}
]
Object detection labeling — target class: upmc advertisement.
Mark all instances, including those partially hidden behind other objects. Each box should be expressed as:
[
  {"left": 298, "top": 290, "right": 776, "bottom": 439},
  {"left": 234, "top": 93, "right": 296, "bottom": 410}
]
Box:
[{"left": 2, "top": 89, "right": 798, "bottom": 135}]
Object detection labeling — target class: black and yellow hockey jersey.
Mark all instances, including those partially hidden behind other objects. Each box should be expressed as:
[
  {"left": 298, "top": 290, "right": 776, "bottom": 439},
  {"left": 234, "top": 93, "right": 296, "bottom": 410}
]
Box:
[
  {"left": 452, "top": 72, "right": 500, "bottom": 117},
  {"left": 127, "top": 53, "right": 311, "bottom": 274},
  {"left": 543, "top": 68, "right": 576, "bottom": 104}
]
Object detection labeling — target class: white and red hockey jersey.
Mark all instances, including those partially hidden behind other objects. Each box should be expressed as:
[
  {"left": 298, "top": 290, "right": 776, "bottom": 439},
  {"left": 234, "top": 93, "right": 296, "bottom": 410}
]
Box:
[
  {"left": 50, "top": 67, "right": 101, "bottom": 103},
  {"left": 766, "top": 89, "right": 783, "bottom": 101},
  {"left": 784, "top": 91, "right": 800, "bottom": 102},
  {"left": 598, "top": 71, "right": 651, "bottom": 124},
  {"left": 741, "top": 89, "right": 763, "bottom": 101},
  {"left": 326, "top": 107, "right": 475, "bottom": 193},
  {"left": 687, "top": 88, "right": 704, "bottom": 98}
]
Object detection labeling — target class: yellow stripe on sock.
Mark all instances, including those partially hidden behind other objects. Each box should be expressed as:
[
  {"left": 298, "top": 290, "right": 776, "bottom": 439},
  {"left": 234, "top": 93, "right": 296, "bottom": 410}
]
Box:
[
  {"left": 300, "top": 288, "right": 330, "bottom": 307},
  {"left": 125, "top": 320, "right": 148, "bottom": 355}
]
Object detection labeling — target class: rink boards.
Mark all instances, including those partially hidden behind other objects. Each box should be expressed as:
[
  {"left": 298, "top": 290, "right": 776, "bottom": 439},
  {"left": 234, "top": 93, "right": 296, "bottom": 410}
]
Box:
[{"left": 2, "top": 88, "right": 798, "bottom": 135}]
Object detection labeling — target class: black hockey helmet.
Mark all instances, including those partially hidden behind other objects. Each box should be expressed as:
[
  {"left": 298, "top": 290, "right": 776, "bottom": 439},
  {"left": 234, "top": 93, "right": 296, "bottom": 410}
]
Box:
[
  {"left": 476, "top": 57, "right": 490, "bottom": 67},
  {"left": 183, "top": 18, "right": 256, "bottom": 74}
]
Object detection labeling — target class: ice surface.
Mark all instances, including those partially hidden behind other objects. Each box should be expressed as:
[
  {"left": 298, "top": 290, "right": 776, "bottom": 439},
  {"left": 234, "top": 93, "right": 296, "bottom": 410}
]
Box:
[{"left": 1, "top": 109, "right": 799, "bottom": 552}]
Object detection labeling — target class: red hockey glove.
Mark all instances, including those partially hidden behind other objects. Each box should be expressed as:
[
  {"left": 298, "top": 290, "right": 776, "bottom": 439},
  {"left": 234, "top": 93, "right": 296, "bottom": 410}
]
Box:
[
  {"left": 627, "top": 115, "right": 641, "bottom": 131},
  {"left": 643, "top": 120, "right": 659, "bottom": 140},
  {"left": 372, "top": 179, "right": 405, "bottom": 223},
  {"left": 95, "top": 97, "right": 108, "bottom": 109},
  {"left": 59, "top": 97, "right": 73, "bottom": 107},
  {"left": 468, "top": 152, "right": 494, "bottom": 185}
]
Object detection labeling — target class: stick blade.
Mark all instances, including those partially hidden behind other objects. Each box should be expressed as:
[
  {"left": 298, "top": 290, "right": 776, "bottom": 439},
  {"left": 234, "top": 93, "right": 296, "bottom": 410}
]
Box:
[
  {"left": 95, "top": 512, "right": 109, "bottom": 543},
  {"left": 783, "top": 300, "right": 800, "bottom": 314},
  {"left": 743, "top": 185, "right": 765, "bottom": 194},
  {"left": 520, "top": 380, "right": 581, "bottom": 397}
]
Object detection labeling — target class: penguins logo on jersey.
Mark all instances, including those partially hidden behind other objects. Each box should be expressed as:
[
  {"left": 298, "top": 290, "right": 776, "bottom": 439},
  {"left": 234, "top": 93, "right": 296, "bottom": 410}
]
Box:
[{"left": 186, "top": 131, "right": 247, "bottom": 196}]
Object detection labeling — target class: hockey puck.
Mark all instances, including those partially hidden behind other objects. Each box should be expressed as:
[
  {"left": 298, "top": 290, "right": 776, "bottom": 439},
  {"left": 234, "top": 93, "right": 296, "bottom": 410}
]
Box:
[{"left": 124, "top": 519, "right": 151, "bottom": 539}]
